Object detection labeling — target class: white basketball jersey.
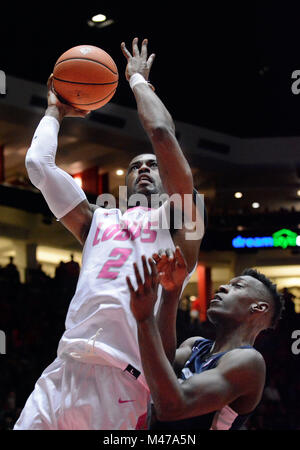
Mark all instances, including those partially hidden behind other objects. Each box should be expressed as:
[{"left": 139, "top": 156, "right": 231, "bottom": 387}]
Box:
[{"left": 57, "top": 206, "right": 193, "bottom": 385}]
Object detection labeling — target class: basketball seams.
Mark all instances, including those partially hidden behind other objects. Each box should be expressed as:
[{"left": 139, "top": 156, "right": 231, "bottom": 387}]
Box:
[
  {"left": 52, "top": 46, "right": 119, "bottom": 110},
  {"left": 64, "top": 88, "right": 117, "bottom": 107},
  {"left": 54, "top": 57, "right": 118, "bottom": 75},
  {"left": 53, "top": 76, "right": 118, "bottom": 86}
]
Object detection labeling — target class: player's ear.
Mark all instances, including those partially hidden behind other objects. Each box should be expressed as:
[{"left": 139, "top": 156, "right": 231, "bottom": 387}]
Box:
[{"left": 250, "top": 302, "right": 269, "bottom": 314}]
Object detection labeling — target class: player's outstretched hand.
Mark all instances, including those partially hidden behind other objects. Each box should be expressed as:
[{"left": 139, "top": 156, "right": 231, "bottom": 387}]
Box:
[
  {"left": 127, "top": 255, "right": 159, "bottom": 323},
  {"left": 152, "top": 246, "right": 188, "bottom": 292},
  {"left": 121, "top": 37, "right": 155, "bottom": 82},
  {"left": 47, "top": 74, "right": 90, "bottom": 119}
]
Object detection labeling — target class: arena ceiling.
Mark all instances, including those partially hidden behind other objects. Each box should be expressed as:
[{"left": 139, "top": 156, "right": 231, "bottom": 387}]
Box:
[
  {"left": 0, "top": 2, "right": 300, "bottom": 225},
  {"left": 1, "top": 2, "right": 300, "bottom": 137}
]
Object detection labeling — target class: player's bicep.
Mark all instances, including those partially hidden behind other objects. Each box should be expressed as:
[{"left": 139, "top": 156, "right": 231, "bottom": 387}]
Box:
[
  {"left": 181, "top": 369, "right": 236, "bottom": 415},
  {"left": 59, "top": 201, "right": 98, "bottom": 245},
  {"left": 155, "top": 368, "right": 234, "bottom": 422}
]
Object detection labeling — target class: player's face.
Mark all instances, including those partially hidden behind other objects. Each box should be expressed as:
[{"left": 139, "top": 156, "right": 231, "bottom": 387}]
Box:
[
  {"left": 207, "top": 275, "right": 266, "bottom": 325},
  {"left": 126, "top": 154, "right": 163, "bottom": 198}
]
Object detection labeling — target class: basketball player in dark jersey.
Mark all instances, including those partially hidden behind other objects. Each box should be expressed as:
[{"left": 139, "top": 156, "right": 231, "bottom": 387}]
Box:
[{"left": 127, "top": 247, "right": 285, "bottom": 430}]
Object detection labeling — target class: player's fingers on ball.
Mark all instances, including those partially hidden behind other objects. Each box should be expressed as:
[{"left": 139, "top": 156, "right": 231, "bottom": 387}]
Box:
[
  {"left": 47, "top": 74, "right": 53, "bottom": 88},
  {"left": 74, "top": 107, "right": 89, "bottom": 116}
]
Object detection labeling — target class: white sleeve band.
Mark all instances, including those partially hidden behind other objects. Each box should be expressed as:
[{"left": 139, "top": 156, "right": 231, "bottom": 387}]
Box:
[
  {"left": 25, "top": 115, "right": 87, "bottom": 219},
  {"left": 129, "top": 73, "right": 148, "bottom": 90}
]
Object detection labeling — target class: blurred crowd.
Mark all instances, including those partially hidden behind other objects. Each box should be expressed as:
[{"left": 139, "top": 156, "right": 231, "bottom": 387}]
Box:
[{"left": 0, "top": 257, "right": 299, "bottom": 430}]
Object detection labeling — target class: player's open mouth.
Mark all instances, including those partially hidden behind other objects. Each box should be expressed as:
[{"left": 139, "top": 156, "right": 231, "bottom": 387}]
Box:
[
  {"left": 210, "top": 294, "right": 223, "bottom": 304},
  {"left": 136, "top": 175, "right": 153, "bottom": 184}
]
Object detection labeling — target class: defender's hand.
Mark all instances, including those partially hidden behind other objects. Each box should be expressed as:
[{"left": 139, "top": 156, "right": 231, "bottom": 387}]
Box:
[
  {"left": 152, "top": 246, "right": 188, "bottom": 292},
  {"left": 127, "top": 255, "right": 159, "bottom": 323},
  {"left": 121, "top": 37, "right": 155, "bottom": 81}
]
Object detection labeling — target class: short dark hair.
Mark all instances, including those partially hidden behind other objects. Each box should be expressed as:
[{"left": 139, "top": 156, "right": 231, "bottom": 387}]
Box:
[{"left": 241, "top": 268, "right": 285, "bottom": 329}]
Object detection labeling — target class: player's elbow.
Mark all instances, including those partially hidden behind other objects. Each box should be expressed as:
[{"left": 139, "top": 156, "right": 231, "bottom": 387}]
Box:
[
  {"left": 149, "top": 122, "right": 176, "bottom": 143},
  {"left": 25, "top": 141, "right": 56, "bottom": 188},
  {"left": 25, "top": 151, "right": 44, "bottom": 188},
  {"left": 154, "top": 396, "right": 187, "bottom": 422}
]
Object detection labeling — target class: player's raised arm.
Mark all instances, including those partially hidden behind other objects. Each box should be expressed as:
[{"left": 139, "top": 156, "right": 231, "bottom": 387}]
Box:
[
  {"left": 121, "top": 38, "right": 205, "bottom": 272},
  {"left": 25, "top": 76, "right": 96, "bottom": 245},
  {"left": 121, "top": 38, "right": 193, "bottom": 201}
]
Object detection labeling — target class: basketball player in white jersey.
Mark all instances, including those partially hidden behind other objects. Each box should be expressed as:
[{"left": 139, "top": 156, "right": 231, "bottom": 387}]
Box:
[{"left": 14, "top": 38, "right": 205, "bottom": 430}]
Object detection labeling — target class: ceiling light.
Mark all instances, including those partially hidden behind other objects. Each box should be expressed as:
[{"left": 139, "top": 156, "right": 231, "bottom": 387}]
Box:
[
  {"left": 234, "top": 192, "right": 243, "bottom": 199},
  {"left": 91, "top": 14, "right": 107, "bottom": 23},
  {"left": 116, "top": 169, "right": 124, "bottom": 176},
  {"left": 297, "top": 189, "right": 300, "bottom": 196},
  {"left": 252, "top": 202, "right": 260, "bottom": 209},
  {"left": 87, "top": 15, "right": 114, "bottom": 29}
]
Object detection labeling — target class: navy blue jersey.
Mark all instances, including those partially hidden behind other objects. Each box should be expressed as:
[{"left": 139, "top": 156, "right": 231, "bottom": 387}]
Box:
[{"left": 150, "top": 338, "right": 254, "bottom": 430}]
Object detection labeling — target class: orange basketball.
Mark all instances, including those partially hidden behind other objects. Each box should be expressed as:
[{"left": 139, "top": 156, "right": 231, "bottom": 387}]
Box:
[{"left": 52, "top": 45, "right": 118, "bottom": 111}]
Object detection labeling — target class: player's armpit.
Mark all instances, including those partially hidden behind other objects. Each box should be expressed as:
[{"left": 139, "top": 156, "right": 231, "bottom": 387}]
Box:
[
  {"left": 60, "top": 201, "right": 98, "bottom": 245},
  {"left": 153, "top": 193, "right": 205, "bottom": 272},
  {"left": 173, "top": 336, "right": 204, "bottom": 374},
  {"left": 157, "top": 189, "right": 206, "bottom": 272}
]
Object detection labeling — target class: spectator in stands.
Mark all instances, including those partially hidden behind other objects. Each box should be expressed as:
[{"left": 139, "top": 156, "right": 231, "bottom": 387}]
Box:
[{"left": 2, "top": 256, "right": 20, "bottom": 284}]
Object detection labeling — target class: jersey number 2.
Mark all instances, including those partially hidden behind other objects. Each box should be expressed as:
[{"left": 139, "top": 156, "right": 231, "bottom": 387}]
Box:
[{"left": 97, "top": 248, "right": 133, "bottom": 280}]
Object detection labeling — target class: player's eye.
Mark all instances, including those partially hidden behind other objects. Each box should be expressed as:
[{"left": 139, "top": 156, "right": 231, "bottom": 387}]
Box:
[{"left": 229, "top": 281, "right": 243, "bottom": 288}]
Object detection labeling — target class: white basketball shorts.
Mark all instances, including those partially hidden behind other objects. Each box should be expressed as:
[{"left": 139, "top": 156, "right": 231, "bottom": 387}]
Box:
[{"left": 13, "top": 356, "right": 149, "bottom": 430}]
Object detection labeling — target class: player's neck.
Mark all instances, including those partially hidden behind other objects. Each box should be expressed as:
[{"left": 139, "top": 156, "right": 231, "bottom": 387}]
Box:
[{"left": 212, "top": 324, "right": 256, "bottom": 354}]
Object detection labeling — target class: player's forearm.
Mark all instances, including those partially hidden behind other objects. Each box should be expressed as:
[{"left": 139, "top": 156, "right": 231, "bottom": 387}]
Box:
[
  {"left": 137, "top": 316, "right": 185, "bottom": 418},
  {"left": 132, "top": 83, "right": 193, "bottom": 197},
  {"left": 156, "top": 288, "right": 181, "bottom": 365},
  {"left": 132, "top": 83, "right": 175, "bottom": 134},
  {"left": 25, "top": 115, "right": 87, "bottom": 221}
]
